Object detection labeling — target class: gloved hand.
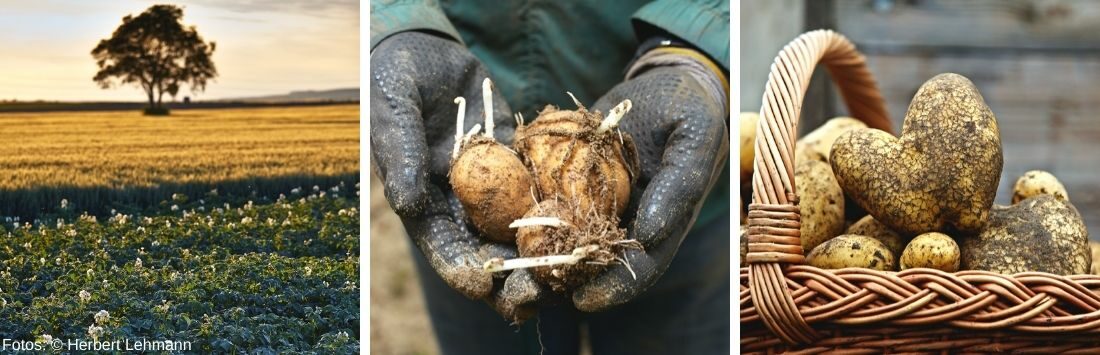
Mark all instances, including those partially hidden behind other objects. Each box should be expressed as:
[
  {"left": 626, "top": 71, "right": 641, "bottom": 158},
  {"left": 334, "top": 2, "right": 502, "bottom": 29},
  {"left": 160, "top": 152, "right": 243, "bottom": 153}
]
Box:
[
  {"left": 370, "top": 31, "right": 549, "bottom": 322},
  {"left": 575, "top": 46, "right": 730, "bottom": 312}
]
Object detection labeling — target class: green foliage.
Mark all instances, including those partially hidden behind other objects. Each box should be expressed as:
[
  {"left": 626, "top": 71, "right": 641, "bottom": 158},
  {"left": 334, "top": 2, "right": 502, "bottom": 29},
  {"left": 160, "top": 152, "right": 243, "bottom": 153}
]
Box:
[
  {"left": 0, "top": 189, "right": 359, "bottom": 353},
  {"left": 92, "top": 4, "right": 217, "bottom": 111}
]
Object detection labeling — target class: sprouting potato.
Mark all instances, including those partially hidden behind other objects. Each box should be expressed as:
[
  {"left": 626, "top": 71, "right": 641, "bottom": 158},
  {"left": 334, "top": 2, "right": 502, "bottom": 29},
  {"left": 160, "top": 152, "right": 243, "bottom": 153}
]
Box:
[
  {"left": 514, "top": 96, "right": 638, "bottom": 219},
  {"left": 449, "top": 80, "right": 535, "bottom": 243}
]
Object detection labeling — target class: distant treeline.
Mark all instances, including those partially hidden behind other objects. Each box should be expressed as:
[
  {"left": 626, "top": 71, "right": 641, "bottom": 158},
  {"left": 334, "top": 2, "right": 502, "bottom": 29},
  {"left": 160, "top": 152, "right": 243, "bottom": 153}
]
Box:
[{"left": 0, "top": 100, "right": 359, "bottom": 113}]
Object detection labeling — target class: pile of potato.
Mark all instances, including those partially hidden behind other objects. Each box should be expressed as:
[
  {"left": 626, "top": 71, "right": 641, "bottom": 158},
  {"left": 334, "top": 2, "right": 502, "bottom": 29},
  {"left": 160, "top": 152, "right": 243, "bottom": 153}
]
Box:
[{"left": 741, "top": 73, "right": 1095, "bottom": 275}]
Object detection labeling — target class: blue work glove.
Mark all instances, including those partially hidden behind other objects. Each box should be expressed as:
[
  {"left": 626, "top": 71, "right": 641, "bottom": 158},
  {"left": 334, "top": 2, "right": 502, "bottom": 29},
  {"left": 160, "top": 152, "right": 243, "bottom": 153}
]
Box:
[
  {"left": 370, "top": 31, "right": 550, "bottom": 323},
  {"left": 576, "top": 44, "right": 730, "bottom": 311}
]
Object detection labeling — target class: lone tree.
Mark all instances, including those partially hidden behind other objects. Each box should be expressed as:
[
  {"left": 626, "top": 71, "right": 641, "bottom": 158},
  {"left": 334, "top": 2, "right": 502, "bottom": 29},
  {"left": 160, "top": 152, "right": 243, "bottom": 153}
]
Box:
[{"left": 92, "top": 4, "right": 216, "bottom": 115}]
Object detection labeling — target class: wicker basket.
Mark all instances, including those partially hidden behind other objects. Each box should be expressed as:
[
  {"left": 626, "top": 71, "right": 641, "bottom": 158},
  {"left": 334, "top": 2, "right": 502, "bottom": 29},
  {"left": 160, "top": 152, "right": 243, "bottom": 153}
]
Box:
[{"left": 741, "top": 29, "right": 1100, "bottom": 353}]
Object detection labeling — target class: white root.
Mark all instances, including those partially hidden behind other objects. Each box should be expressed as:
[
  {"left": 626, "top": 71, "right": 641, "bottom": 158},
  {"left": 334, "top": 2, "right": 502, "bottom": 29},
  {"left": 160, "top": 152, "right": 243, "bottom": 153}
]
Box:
[
  {"left": 462, "top": 123, "right": 482, "bottom": 145},
  {"left": 566, "top": 91, "right": 585, "bottom": 109},
  {"left": 508, "top": 217, "right": 570, "bottom": 229},
  {"left": 482, "top": 78, "right": 494, "bottom": 139},
  {"left": 515, "top": 112, "right": 525, "bottom": 126},
  {"left": 528, "top": 186, "right": 539, "bottom": 206},
  {"left": 616, "top": 255, "right": 637, "bottom": 280},
  {"left": 596, "top": 99, "right": 632, "bottom": 134},
  {"left": 452, "top": 97, "right": 467, "bottom": 160},
  {"left": 483, "top": 245, "right": 600, "bottom": 272}
]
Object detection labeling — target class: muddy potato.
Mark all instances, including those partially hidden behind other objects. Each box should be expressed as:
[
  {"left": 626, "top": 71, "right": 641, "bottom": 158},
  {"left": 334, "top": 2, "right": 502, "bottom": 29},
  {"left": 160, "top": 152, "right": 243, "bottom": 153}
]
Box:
[
  {"left": 806, "top": 234, "right": 896, "bottom": 271},
  {"left": 796, "top": 159, "right": 846, "bottom": 253},
  {"left": 515, "top": 104, "right": 637, "bottom": 218},
  {"left": 515, "top": 199, "right": 627, "bottom": 292},
  {"left": 740, "top": 112, "right": 759, "bottom": 180},
  {"left": 900, "top": 232, "right": 960, "bottom": 272},
  {"left": 1012, "top": 170, "right": 1068, "bottom": 204},
  {"left": 846, "top": 215, "right": 905, "bottom": 257},
  {"left": 451, "top": 141, "right": 536, "bottom": 243},
  {"left": 796, "top": 117, "right": 867, "bottom": 163},
  {"left": 831, "top": 73, "right": 1002, "bottom": 235},
  {"left": 960, "top": 195, "right": 1089, "bottom": 275}
]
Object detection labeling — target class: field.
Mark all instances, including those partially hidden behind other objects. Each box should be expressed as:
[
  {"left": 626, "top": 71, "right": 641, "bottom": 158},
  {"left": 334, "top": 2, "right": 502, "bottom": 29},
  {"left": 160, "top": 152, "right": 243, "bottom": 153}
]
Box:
[
  {"left": 0, "top": 105, "right": 360, "bottom": 352},
  {"left": 0, "top": 189, "right": 359, "bottom": 352},
  {"left": 0, "top": 104, "right": 358, "bottom": 218}
]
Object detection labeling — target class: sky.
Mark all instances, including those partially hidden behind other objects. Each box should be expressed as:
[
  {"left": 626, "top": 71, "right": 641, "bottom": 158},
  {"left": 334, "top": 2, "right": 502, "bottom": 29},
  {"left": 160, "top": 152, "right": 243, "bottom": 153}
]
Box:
[{"left": 0, "top": 0, "right": 359, "bottom": 101}]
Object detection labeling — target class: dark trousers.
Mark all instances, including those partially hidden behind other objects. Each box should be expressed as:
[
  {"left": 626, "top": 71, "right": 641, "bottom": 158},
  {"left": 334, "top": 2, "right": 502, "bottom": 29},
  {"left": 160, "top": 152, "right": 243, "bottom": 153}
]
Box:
[{"left": 411, "top": 214, "right": 731, "bottom": 355}]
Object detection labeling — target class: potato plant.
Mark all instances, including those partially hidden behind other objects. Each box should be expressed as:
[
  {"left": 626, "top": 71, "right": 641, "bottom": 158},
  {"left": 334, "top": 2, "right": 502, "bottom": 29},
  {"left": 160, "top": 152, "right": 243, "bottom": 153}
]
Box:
[{"left": 0, "top": 186, "right": 359, "bottom": 353}]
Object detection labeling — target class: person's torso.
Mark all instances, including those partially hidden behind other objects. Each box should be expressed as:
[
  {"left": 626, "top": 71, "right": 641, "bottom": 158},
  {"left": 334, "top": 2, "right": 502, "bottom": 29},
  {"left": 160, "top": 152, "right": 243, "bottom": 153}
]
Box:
[{"left": 440, "top": 0, "right": 650, "bottom": 118}]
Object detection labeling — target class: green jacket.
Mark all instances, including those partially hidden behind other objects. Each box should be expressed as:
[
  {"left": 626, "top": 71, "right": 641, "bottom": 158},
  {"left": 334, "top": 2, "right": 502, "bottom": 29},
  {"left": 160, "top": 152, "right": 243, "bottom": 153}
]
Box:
[{"left": 371, "top": 0, "right": 730, "bottom": 231}]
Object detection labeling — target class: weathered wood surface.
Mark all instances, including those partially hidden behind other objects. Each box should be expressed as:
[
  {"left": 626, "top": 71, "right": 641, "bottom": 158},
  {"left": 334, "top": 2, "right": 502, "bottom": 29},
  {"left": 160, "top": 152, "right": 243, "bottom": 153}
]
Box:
[
  {"left": 740, "top": 0, "right": 804, "bottom": 113},
  {"left": 838, "top": 0, "right": 1100, "bottom": 52}
]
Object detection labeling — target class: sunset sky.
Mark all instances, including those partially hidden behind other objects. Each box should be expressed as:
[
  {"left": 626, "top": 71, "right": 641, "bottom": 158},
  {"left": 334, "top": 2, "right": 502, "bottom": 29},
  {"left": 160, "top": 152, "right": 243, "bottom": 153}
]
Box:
[{"left": 0, "top": 0, "right": 358, "bottom": 101}]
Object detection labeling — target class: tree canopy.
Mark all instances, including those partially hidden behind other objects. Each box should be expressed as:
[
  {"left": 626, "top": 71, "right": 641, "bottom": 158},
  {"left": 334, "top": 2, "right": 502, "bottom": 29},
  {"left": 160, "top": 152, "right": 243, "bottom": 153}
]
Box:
[{"left": 92, "top": 4, "right": 216, "bottom": 114}]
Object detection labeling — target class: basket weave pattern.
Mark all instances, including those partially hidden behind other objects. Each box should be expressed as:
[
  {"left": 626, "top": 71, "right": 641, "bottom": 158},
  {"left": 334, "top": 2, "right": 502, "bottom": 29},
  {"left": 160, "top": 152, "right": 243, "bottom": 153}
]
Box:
[{"left": 742, "top": 30, "right": 1100, "bottom": 353}]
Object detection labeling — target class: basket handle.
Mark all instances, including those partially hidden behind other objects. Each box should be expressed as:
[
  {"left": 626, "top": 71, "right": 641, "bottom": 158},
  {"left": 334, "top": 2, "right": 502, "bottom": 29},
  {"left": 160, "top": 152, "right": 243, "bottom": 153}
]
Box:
[{"left": 746, "top": 29, "right": 892, "bottom": 345}]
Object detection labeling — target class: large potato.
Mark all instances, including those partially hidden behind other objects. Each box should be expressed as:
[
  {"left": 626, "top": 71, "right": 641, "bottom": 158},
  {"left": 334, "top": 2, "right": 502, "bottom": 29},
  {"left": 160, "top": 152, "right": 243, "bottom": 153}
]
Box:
[
  {"left": 960, "top": 195, "right": 1090, "bottom": 275},
  {"left": 846, "top": 215, "right": 905, "bottom": 257},
  {"left": 900, "top": 232, "right": 960, "bottom": 272},
  {"left": 514, "top": 105, "right": 636, "bottom": 218},
  {"left": 806, "top": 234, "right": 896, "bottom": 271},
  {"left": 1012, "top": 170, "right": 1068, "bottom": 204},
  {"left": 831, "top": 73, "right": 1002, "bottom": 235},
  {"left": 796, "top": 159, "right": 845, "bottom": 253}
]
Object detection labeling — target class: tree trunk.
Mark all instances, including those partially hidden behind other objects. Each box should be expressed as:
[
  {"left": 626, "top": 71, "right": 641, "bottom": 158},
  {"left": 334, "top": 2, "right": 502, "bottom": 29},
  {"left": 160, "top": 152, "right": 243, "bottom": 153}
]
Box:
[{"left": 147, "top": 89, "right": 155, "bottom": 109}]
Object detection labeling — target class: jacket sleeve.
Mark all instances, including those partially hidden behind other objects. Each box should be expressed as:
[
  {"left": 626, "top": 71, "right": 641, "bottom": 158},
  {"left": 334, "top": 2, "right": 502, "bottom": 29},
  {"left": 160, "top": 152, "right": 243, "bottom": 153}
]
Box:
[
  {"left": 370, "top": 0, "right": 464, "bottom": 50},
  {"left": 632, "top": 0, "right": 730, "bottom": 71}
]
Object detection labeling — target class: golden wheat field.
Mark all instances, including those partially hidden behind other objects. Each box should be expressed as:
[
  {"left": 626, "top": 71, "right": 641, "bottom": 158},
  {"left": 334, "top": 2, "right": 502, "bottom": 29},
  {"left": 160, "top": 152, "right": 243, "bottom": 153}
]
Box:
[{"left": 0, "top": 104, "right": 359, "bottom": 216}]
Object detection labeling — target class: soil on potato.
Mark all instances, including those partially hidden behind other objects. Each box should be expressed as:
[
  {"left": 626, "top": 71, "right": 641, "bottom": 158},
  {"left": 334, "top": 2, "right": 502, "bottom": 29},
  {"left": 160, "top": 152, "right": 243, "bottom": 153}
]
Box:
[{"left": 522, "top": 204, "right": 631, "bottom": 292}]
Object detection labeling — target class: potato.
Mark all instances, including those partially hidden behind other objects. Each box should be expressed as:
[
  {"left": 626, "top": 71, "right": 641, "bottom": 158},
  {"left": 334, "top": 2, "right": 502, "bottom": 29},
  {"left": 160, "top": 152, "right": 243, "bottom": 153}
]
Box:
[
  {"left": 515, "top": 103, "right": 638, "bottom": 218},
  {"left": 846, "top": 215, "right": 905, "bottom": 257},
  {"left": 739, "top": 226, "right": 748, "bottom": 268},
  {"left": 900, "top": 232, "right": 960, "bottom": 272},
  {"left": 831, "top": 73, "right": 1003, "bottom": 235},
  {"left": 740, "top": 112, "right": 759, "bottom": 180},
  {"left": 796, "top": 117, "right": 867, "bottom": 163},
  {"left": 960, "top": 195, "right": 1090, "bottom": 275},
  {"left": 796, "top": 159, "right": 845, "bottom": 253},
  {"left": 806, "top": 234, "right": 896, "bottom": 271},
  {"left": 449, "top": 91, "right": 536, "bottom": 243},
  {"left": 1012, "top": 170, "right": 1068, "bottom": 204},
  {"left": 515, "top": 199, "right": 627, "bottom": 292},
  {"left": 451, "top": 142, "right": 536, "bottom": 242},
  {"left": 1091, "top": 242, "right": 1100, "bottom": 275}
]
